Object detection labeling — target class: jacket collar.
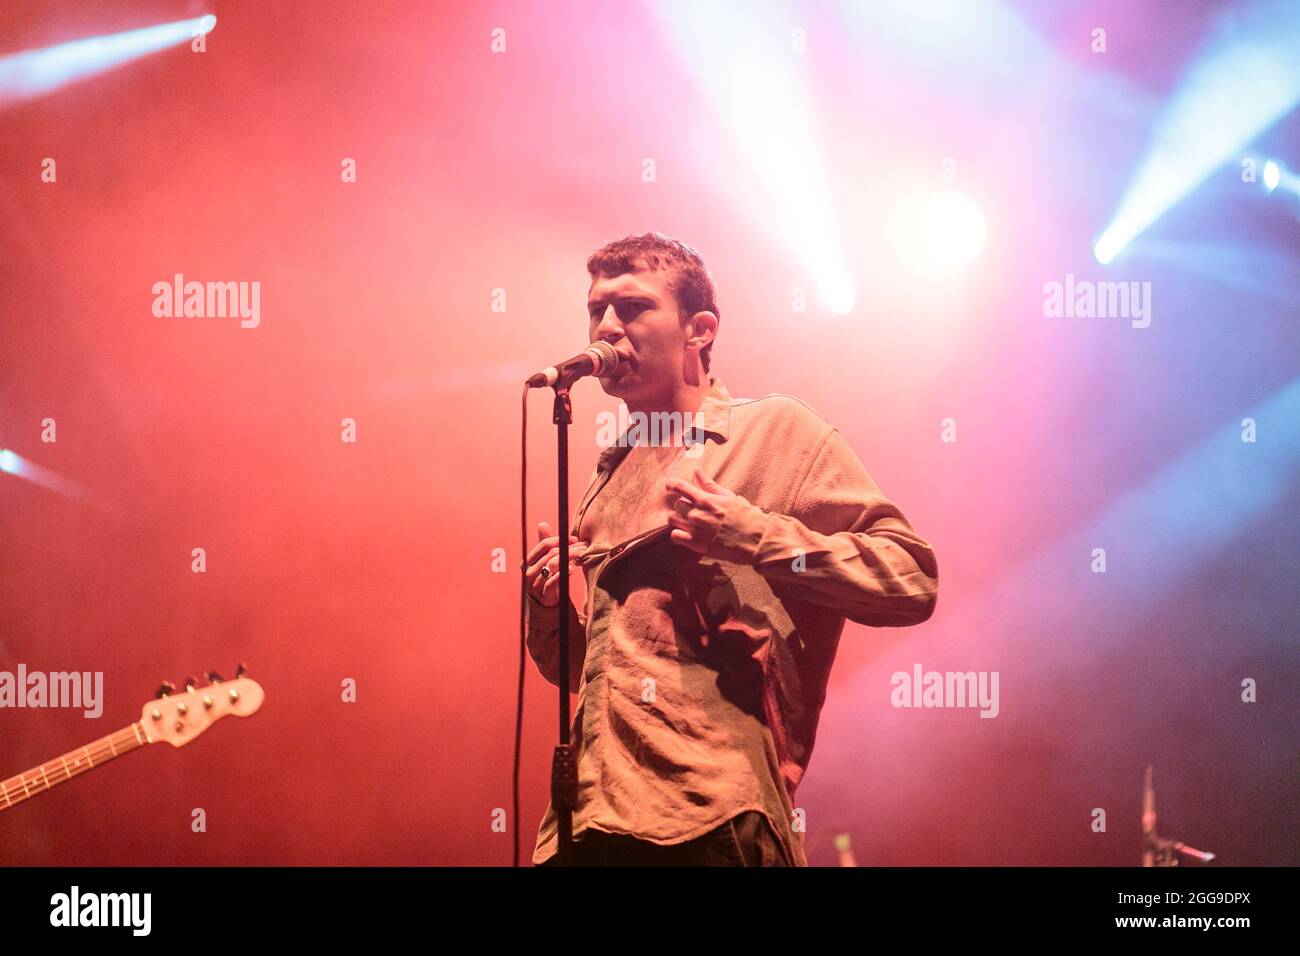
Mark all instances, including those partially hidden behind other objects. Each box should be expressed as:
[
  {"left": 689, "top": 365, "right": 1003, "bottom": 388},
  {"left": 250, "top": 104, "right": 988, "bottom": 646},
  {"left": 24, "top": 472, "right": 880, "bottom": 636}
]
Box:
[
  {"left": 693, "top": 375, "right": 733, "bottom": 444},
  {"left": 595, "top": 376, "right": 732, "bottom": 474}
]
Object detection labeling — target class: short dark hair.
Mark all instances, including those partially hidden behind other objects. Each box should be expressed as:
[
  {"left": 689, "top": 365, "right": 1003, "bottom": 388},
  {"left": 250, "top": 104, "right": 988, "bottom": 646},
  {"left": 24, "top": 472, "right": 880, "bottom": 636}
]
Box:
[{"left": 586, "top": 232, "right": 719, "bottom": 373}]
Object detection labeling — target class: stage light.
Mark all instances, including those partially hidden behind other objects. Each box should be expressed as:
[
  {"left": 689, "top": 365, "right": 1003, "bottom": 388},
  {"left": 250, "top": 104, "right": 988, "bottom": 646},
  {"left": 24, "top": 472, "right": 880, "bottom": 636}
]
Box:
[
  {"left": 0, "top": 447, "right": 94, "bottom": 505},
  {"left": 1251, "top": 156, "right": 1300, "bottom": 203},
  {"left": 1095, "top": 1, "right": 1300, "bottom": 263},
  {"left": 824, "top": 277, "right": 857, "bottom": 316},
  {"left": 1262, "top": 160, "right": 1281, "bottom": 192},
  {"left": 652, "top": 0, "right": 854, "bottom": 314},
  {"left": 1094, "top": 230, "right": 1122, "bottom": 265},
  {"left": 0, "top": 14, "right": 216, "bottom": 107},
  {"left": 918, "top": 191, "right": 987, "bottom": 265}
]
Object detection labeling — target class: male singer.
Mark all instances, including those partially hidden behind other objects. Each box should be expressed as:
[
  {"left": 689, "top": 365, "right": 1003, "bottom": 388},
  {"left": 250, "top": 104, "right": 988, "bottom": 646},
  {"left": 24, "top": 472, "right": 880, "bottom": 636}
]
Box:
[{"left": 524, "top": 233, "right": 938, "bottom": 866}]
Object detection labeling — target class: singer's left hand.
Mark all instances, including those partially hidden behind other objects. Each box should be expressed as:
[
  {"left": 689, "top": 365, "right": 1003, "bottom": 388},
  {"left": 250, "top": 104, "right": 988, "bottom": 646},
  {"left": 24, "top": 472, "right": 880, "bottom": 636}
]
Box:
[{"left": 665, "top": 469, "right": 741, "bottom": 554}]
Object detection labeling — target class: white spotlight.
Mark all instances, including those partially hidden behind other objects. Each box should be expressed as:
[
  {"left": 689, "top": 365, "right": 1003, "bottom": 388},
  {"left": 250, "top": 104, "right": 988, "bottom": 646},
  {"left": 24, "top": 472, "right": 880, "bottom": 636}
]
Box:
[
  {"left": 1263, "top": 160, "right": 1281, "bottom": 192},
  {"left": 821, "top": 274, "right": 857, "bottom": 315},
  {"left": 918, "top": 191, "right": 987, "bottom": 265},
  {"left": 1094, "top": 229, "right": 1123, "bottom": 265}
]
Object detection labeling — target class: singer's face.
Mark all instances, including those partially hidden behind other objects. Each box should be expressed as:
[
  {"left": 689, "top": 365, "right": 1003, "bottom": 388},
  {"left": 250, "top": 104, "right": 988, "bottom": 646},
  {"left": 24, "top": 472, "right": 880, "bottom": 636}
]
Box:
[{"left": 587, "top": 269, "right": 687, "bottom": 401}]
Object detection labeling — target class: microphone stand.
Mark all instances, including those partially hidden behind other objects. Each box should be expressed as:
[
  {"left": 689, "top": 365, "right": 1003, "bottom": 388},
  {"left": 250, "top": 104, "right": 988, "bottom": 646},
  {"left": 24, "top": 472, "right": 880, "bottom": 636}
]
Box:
[
  {"left": 528, "top": 343, "right": 614, "bottom": 866},
  {"left": 549, "top": 383, "right": 578, "bottom": 866},
  {"left": 1141, "top": 765, "right": 1215, "bottom": 866}
]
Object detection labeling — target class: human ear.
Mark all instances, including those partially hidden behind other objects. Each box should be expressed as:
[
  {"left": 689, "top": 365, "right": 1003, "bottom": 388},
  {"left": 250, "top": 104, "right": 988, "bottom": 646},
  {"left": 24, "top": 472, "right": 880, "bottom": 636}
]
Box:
[{"left": 686, "top": 311, "right": 718, "bottom": 352}]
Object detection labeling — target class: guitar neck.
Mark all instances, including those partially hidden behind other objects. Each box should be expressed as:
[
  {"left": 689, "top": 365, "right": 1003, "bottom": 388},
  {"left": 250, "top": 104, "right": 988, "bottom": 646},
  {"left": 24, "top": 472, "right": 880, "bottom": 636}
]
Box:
[{"left": 0, "top": 723, "right": 146, "bottom": 812}]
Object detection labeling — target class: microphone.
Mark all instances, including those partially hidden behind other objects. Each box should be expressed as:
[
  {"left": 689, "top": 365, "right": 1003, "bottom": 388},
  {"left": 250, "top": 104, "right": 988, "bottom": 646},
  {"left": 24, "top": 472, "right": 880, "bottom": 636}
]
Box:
[{"left": 526, "top": 341, "right": 619, "bottom": 388}]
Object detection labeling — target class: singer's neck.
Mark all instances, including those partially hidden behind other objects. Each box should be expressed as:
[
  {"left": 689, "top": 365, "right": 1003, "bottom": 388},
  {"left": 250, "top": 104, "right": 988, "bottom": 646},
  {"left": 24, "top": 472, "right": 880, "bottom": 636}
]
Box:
[{"left": 624, "top": 375, "right": 712, "bottom": 423}]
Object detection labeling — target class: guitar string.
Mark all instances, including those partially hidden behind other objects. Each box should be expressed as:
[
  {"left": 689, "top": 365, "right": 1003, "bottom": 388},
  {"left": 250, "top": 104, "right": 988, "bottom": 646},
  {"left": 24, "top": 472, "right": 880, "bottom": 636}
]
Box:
[
  {"left": 1, "top": 728, "right": 139, "bottom": 792},
  {"left": 0, "top": 726, "right": 147, "bottom": 805}
]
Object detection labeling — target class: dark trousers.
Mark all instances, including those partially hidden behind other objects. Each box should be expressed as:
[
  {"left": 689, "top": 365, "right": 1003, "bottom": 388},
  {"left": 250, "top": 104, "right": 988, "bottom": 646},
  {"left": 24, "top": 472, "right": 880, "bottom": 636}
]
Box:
[{"left": 538, "top": 810, "right": 791, "bottom": 867}]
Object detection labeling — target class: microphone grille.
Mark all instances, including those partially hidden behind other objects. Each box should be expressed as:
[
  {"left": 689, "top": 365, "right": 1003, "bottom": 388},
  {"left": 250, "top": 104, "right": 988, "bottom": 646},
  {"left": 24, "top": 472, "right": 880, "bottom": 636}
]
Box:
[{"left": 587, "top": 340, "right": 619, "bottom": 374}]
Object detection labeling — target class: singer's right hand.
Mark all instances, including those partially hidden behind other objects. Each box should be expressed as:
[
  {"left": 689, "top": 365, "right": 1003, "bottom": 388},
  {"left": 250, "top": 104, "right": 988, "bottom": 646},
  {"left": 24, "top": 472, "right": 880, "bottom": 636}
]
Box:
[{"left": 524, "top": 521, "right": 588, "bottom": 607}]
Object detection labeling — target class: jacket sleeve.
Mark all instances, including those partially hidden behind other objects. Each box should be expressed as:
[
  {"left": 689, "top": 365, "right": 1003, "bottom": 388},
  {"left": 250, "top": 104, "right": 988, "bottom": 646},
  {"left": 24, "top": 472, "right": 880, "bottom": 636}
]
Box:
[
  {"left": 704, "top": 426, "right": 938, "bottom": 627},
  {"left": 525, "top": 586, "right": 588, "bottom": 690},
  {"left": 526, "top": 460, "right": 604, "bottom": 689}
]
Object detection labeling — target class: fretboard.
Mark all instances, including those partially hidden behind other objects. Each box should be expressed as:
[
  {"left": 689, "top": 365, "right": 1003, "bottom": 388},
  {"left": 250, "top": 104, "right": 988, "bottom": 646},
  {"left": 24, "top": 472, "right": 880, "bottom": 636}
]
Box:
[{"left": 0, "top": 723, "right": 146, "bottom": 812}]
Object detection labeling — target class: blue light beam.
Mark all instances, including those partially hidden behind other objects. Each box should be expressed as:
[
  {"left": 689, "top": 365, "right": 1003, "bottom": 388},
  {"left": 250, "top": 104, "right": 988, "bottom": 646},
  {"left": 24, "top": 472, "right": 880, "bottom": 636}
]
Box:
[
  {"left": 0, "top": 14, "right": 216, "bottom": 107},
  {"left": 1095, "top": 0, "right": 1300, "bottom": 264}
]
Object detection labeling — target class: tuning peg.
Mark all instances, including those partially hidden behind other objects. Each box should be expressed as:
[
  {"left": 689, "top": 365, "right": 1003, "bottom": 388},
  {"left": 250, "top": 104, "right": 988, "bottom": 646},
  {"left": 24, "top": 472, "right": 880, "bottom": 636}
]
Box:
[
  {"left": 156, "top": 680, "right": 177, "bottom": 699},
  {"left": 235, "top": 662, "right": 248, "bottom": 678},
  {"left": 184, "top": 675, "right": 200, "bottom": 692},
  {"left": 206, "top": 670, "right": 223, "bottom": 684}
]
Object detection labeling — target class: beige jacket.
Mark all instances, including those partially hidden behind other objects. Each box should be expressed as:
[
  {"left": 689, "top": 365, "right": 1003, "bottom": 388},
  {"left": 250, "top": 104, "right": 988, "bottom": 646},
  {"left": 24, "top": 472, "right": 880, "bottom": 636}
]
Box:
[{"left": 525, "top": 376, "right": 938, "bottom": 865}]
